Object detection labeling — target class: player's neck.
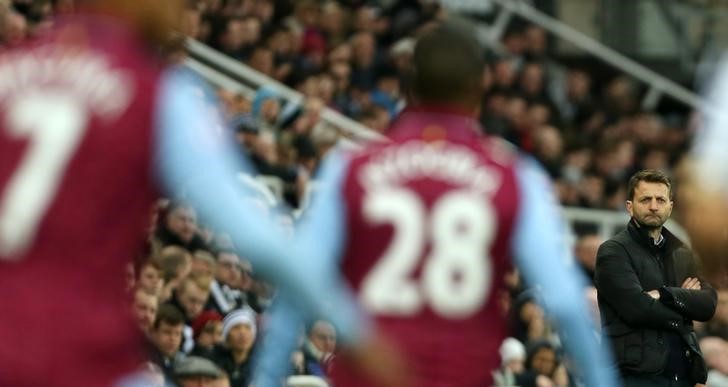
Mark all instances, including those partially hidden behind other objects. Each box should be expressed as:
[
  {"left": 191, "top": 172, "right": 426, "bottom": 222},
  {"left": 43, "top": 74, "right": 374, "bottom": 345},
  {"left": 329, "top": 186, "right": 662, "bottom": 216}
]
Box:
[{"left": 407, "top": 102, "right": 479, "bottom": 119}]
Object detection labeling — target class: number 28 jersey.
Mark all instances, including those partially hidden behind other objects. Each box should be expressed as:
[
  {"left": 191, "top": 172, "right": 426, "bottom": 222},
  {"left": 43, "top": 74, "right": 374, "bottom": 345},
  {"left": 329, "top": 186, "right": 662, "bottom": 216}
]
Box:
[{"left": 333, "top": 107, "right": 520, "bottom": 387}]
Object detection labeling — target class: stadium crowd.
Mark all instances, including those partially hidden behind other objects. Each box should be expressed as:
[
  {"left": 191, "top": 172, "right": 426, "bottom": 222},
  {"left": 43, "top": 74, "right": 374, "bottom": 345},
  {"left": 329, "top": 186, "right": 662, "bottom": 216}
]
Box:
[{"left": 1, "top": 0, "right": 727, "bottom": 386}]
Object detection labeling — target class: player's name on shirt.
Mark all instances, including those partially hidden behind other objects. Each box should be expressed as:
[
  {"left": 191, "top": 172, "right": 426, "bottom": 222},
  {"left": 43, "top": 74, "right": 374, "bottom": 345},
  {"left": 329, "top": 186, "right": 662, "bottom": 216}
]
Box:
[
  {"left": 359, "top": 140, "right": 501, "bottom": 194},
  {"left": 0, "top": 45, "right": 132, "bottom": 119}
]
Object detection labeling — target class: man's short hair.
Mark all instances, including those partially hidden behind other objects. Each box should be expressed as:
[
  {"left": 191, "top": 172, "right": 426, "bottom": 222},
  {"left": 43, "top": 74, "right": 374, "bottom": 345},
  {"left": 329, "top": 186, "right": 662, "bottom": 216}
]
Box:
[
  {"left": 180, "top": 275, "right": 211, "bottom": 294},
  {"left": 153, "top": 304, "right": 185, "bottom": 330},
  {"left": 156, "top": 246, "right": 191, "bottom": 282},
  {"left": 627, "top": 169, "right": 672, "bottom": 200},
  {"left": 411, "top": 19, "right": 484, "bottom": 106}
]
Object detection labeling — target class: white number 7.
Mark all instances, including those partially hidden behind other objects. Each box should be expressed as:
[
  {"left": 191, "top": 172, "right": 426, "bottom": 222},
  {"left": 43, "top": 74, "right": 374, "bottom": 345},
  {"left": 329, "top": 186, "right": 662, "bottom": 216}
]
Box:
[{"left": 0, "top": 93, "right": 88, "bottom": 259}]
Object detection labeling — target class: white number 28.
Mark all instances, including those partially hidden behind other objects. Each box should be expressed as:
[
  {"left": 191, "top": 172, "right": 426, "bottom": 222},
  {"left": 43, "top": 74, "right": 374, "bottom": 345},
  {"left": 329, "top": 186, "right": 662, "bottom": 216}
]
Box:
[
  {"left": 0, "top": 93, "right": 88, "bottom": 259},
  {"left": 360, "top": 188, "right": 496, "bottom": 319}
]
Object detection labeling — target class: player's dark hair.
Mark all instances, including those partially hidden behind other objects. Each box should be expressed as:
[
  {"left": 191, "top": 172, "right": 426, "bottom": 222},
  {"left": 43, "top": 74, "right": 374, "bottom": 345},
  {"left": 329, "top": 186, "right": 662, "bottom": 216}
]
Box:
[
  {"left": 154, "top": 304, "right": 185, "bottom": 330},
  {"left": 411, "top": 19, "right": 485, "bottom": 108},
  {"left": 627, "top": 169, "right": 672, "bottom": 201}
]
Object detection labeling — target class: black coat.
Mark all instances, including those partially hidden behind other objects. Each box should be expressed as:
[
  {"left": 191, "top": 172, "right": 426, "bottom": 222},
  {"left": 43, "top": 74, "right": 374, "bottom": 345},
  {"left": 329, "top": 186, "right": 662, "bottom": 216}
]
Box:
[
  {"left": 206, "top": 344, "right": 255, "bottom": 387},
  {"left": 595, "top": 220, "right": 717, "bottom": 383}
]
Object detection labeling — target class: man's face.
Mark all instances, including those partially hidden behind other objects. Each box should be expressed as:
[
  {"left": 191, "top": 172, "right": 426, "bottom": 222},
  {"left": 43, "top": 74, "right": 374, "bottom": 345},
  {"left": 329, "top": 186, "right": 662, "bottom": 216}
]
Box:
[
  {"left": 167, "top": 207, "right": 198, "bottom": 243},
  {"left": 133, "top": 291, "right": 158, "bottom": 333},
  {"left": 309, "top": 321, "right": 337, "bottom": 354},
  {"left": 227, "top": 323, "right": 256, "bottom": 352},
  {"left": 506, "top": 358, "right": 525, "bottom": 374},
  {"left": 191, "top": 258, "right": 214, "bottom": 280},
  {"left": 216, "top": 253, "right": 241, "bottom": 286},
  {"left": 530, "top": 347, "right": 556, "bottom": 376},
  {"left": 179, "top": 283, "right": 208, "bottom": 320},
  {"left": 626, "top": 181, "right": 673, "bottom": 228},
  {"left": 197, "top": 321, "right": 224, "bottom": 348},
  {"left": 575, "top": 235, "right": 602, "bottom": 270},
  {"left": 139, "top": 264, "right": 162, "bottom": 295},
  {"left": 153, "top": 321, "right": 184, "bottom": 358}
]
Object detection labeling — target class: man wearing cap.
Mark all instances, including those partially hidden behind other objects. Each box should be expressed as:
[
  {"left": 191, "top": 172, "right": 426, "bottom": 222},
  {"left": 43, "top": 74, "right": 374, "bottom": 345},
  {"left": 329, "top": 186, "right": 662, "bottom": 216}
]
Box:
[
  {"left": 492, "top": 337, "right": 527, "bottom": 385},
  {"left": 207, "top": 307, "right": 258, "bottom": 387},
  {"left": 174, "top": 356, "right": 227, "bottom": 387}
]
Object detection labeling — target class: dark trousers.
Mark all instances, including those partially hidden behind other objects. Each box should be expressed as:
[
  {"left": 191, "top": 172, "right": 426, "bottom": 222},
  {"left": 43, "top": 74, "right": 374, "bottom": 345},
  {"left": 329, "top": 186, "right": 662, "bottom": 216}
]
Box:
[{"left": 622, "top": 373, "right": 694, "bottom": 387}]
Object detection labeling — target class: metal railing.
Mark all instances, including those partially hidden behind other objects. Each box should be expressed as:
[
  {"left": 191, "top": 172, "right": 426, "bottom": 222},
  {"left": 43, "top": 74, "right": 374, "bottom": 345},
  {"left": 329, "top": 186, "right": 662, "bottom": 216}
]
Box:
[
  {"left": 185, "top": 39, "right": 386, "bottom": 144},
  {"left": 487, "top": 0, "right": 704, "bottom": 111}
]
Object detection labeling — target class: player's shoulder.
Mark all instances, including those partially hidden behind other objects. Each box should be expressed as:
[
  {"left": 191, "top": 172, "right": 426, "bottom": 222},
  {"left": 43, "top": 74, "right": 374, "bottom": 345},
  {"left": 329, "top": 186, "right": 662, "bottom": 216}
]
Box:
[
  {"left": 345, "top": 138, "right": 391, "bottom": 163},
  {"left": 478, "top": 136, "right": 520, "bottom": 168}
]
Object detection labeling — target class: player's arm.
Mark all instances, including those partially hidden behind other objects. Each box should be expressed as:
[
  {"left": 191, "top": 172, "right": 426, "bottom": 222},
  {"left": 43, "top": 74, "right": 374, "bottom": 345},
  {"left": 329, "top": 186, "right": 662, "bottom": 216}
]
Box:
[
  {"left": 511, "top": 158, "right": 619, "bottom": 387},
  {"left": 692, "top": 60, "right": 728, "bottom": 192},
  {"left": 252, "top": 295, "right": 305, "bottom": 387},
  {"left": 252, "top": 151, "right": 367, "bottom": 387},
  {"left": 153, "top": 69, "right": 359, "bottom": 331},
  {"left": 679, "top": 62, "right": 728, "bottom": 276}
]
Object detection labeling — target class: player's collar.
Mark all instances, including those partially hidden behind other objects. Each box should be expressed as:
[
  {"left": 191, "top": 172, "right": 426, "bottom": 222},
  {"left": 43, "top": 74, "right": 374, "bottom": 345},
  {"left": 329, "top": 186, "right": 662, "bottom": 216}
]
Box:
[
  {"left": 402, "top": 103, "right": 480, "bottom": 118},
  {"left": 387, "top": 104, "right": 484, "bottom": 142}
]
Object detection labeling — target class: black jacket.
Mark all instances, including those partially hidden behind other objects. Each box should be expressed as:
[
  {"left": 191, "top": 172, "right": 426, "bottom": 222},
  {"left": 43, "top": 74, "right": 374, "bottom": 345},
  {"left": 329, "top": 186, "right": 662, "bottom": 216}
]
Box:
[
  {"left": 595, "top": 220, "right": 717, "bottom": 383},
  {"left": 206, "top": 344, "right": 255, "bottom": 387}
]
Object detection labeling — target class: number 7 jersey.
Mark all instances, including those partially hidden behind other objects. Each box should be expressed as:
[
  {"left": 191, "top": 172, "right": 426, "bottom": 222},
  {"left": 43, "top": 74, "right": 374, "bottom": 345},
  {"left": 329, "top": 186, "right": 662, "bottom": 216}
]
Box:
[
  {"left": 0, "top": 16, "right": 162, "bottom": 387},
  {"left": 332, "top": 106, "right": 520, "bottom": 387}
]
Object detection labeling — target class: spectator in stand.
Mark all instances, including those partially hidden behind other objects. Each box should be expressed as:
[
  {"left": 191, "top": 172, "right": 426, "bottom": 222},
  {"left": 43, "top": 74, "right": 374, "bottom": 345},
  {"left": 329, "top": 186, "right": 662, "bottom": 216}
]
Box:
[
  {"left": 574, "top": 234, "right": 602, "bottom": 285},
  {"left": 350, "top": 31, "right": 380, "bottom": 90},
  {"left": 266, "top": 27, "right": 296, "bottom": 83},
  {"left": 531, "top": 125, "right": 564, "bottom": 178},
  {"left": 300, "top": 320, "right": 337, "bottom": 377},
  {"left": 192, "top": 250, "right": 217, "bottom": 283},
  {"left": 251, "top": 85, "right": 282, "bottom": 133},
  {"left": 137, "top": 259, "right": 164, "bottom": 297},
  {"left": 209, "top": 307, "right": 259, "bottom": 387},
  {"left": 168, "top": 276, "right": 213, "bottom": 353},
  {"left": 555, "top": 68, "right": 594, "bottom": 129},
  {"left": 510, "top": 290, "right": 550, "bottom": 346},
  {"left": 320, "top": 1, "right": 349, "bottom": 47},
  {"left": 700, "top": 336, "right": 728, "bottom": 387},
  {"left": 493, "top": 337, "right": 527, "bottom": 386},
  {"left": 174, "top": 356, "right": 227, "bottom": 387},
  {"left": 133, "top": 287, "right": 160, "bottom": 336},
  {"left": 191, "top": 311, "right": 224, "bottom": 358},
  {"left": 154, "top": 201, "right": 209, "bottom": 253},
  {"left": 356, "top": 105, "right": 390, "bottom": 133},
  {"left": 516, "top": 340, "right": 569, "bottom": 387},
  {"left": 518, "top": 61, "right": 549, "bottom": 103},
  {"left": 150, "top": 304, "right": 187, "bottom": 382},
  {"left": 248, "top": 44, "right": 275, "bottom": 77},
  {"left": 208, "top": 250, "right": 246, "bottom": 315},
  {"left": 216, "top": 17, "right": 253, "bottom": 60},
  {"left": 157, "top": 246, "right": 194, "bottom": 302},
  {"left": 704, "top": 289, "right": 728, "bottom": 340},
  {"left": 182, "top": 2, "right": 203, "bottom": 40}
]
